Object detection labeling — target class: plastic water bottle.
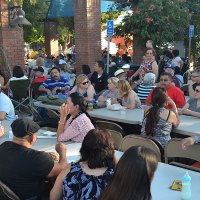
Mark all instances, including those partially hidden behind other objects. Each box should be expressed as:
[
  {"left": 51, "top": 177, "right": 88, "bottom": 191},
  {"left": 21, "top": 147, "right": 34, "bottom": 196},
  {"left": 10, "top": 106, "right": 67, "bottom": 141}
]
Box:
[
  {"left": 181, "top": 172, "right": 191, "bottom": 200},
  {"left": 0, "top": 121, "right": 4, "bottom": 137},
  {"left": 9, "top": 131, "right": 13, "bottom": 140}
]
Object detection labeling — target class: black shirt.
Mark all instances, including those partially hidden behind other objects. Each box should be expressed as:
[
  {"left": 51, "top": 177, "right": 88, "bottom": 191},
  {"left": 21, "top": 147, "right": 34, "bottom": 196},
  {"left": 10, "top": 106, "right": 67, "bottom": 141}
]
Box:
[
  {"left": 0, "top": 142, "right": 54, "bottom": 199},
  {"left": 90, "top": 71, "right": 108, "bottom": 93}
]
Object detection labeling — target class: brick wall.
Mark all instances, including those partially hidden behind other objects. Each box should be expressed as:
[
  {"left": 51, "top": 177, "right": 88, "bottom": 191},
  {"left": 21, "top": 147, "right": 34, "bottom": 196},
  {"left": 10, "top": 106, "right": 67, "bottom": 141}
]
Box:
[
  {"left": 0, "top": 1, "right": 24, "bottom": 78},
  {"left": 44, "top": 21, "right": 58, "bottom": 57},
  {"left": 74, "top": 0, "right": 101, "bottom": 74}
]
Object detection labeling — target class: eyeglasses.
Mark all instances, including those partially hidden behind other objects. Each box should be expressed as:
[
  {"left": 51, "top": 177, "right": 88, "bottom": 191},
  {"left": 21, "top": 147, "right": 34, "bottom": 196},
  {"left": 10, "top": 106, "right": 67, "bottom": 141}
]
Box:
[
  {"left": 195, "top": 89, "right": 200, "bottom": 93},
  {"left": 82, "top": 81, "right": 89, "bottom": 85}
]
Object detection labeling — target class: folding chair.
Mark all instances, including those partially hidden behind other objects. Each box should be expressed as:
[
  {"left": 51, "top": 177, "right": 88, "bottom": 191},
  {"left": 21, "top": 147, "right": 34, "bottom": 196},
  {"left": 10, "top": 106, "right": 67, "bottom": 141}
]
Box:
[
  {"left": 165, "top": 138, "right": 200, "bottom": 172},
  {"left": 119, "top": 135, "right": 161, "bottom": 161},
  {"left": 0, "top": 180, "right": 20, "bottom": 200},
  {"left": 9, "top": 79, "right": 31, "bottom": 112},
  {"left": 28, "top": 105, "right": 43, "bottom": 122},
  {"left": 108, "top": 130, "right": 123, "bottom": 150},
  {"left": 30, "top": 82, "right": 44, "bottom": 100},
  {"left": 96, "top": 120, "right": 125, "bottom": 136}
]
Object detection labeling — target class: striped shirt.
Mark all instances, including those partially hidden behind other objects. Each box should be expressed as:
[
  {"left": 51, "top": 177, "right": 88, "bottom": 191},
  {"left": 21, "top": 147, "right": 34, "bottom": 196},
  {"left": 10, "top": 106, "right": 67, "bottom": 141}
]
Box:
[
  {"left": 137, "top": 84, "right": 155, "bottom": 104},
  {"left": 41, "top": 76, "right": 70, "bottom": 94}
]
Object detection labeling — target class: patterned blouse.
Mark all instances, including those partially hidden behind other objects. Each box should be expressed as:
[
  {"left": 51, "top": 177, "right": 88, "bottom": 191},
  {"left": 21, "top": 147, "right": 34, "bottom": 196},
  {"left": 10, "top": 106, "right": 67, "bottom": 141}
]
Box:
[
  {"left": 58, "top": 113, "right": 94, "bottom": 142},
  {"left": 62, "top": 162, "right": 114, "bottom": 200}
]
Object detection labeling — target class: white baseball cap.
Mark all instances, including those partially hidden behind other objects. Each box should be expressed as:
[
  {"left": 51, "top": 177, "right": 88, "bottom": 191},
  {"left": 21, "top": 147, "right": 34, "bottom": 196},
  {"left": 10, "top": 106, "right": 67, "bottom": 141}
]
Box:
[
  {"left": 122, "top": 64, "right": 130, "bottom": 69},
  {"left": 114, "top": 69, "right": 125, "bottom": 77}
]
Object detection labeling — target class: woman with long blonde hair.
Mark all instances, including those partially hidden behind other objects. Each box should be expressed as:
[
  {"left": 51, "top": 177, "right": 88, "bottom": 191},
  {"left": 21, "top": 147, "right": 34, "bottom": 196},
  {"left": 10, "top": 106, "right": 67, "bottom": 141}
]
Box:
[
  {"left": 70, "top": 74, "right": 96, "bottom": 101},
  {"left": 117, "top": 80, "right": 141, "bottom": 109}
]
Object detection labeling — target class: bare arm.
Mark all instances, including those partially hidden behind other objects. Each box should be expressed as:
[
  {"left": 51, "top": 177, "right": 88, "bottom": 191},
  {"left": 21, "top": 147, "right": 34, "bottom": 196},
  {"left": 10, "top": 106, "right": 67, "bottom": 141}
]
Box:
[
  {"left": 50, "top": 164, "right": 71, "bottom": 200},
  {"left": 1, "top": 81, "right": 9, "bottom": 90},
  {"left": 85, "top": 85, "right": 95, "bottom": 101},
  {"left": 182, "top": 109, "right": 200, "bottom": 118},
  {"left": 47, "top": 143, "right": 67, "bottom": 178},
  {"left": 152, "top": 61, "right": 158, "bottom": 80},
  {"left": 57, "top": 103, "right": 70, "bottom": 139},
  {"left": 124, "top": 91, "right": 136, "bottom": 109},
  {"left": 39, "top": 85, "right": 52, "bottom": 95},
  {"left": 0, "top": 112, "right": 6, "bottom": 121},
  {"left": 168, "top": 97, "right": 180, "bottom": 127}
]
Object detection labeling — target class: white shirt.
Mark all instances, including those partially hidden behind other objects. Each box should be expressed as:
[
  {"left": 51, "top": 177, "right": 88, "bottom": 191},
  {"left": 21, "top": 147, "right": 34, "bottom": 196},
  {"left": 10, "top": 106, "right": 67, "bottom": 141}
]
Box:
[
  {"left": 0, "top": 92, "right": 15, "bottom": 120},
  {"left": 172, "top": 56, "right": 182, "bottom": 68}
]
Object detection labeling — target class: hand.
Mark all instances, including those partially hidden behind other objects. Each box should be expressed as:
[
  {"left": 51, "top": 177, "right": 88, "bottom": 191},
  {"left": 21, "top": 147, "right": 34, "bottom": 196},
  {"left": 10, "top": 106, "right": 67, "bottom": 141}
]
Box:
[
  {"left": 59, "top": 103, "right": 70, "bottom": 118},
  {"left": 181, "top": 137, "right": 195, "bottom": 150},
  {"left": 177, "top": 108, "right": 183, "bottom": 115},
  {"left": 55, "top": 143, "right": 67, "bottom": 155},
  {"left": 46, "top": 89, "right": 52, "bottom": 95},
  {"left": 52, "top": 87, "right": 58, "bottom": 95},
  {"left": 167, "top": 97, "right": 176, "bottom": 107},
  {"left": 182, "top": 108, "right": 190, "bottom": 115}
]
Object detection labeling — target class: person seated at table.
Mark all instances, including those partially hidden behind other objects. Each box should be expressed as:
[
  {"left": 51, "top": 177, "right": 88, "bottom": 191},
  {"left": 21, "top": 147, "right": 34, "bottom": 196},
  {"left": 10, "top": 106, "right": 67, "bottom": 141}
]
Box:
[
  {"left": 0, "top": 118, "right": 67, "bottom": 200},
  {"left": 90, "top": 60, "right": 109, "bottom": 94},
  {"left": 31, "top": 66, "right": 47, "bottom": 84},
  {"left": 188, "top": 69, "right": 200, "bottom": 98},
  {"left": 164, "top": 63, "right": 183, "bottom": 88},
  {"left": 70, "top": 74, "right": 97, "bottom": 102},
  {"left": 98, "top": 77, "right": 119, "bottom": 105},
  {"left": 137, "top": 72, "right": 156, "bottom": 104},
  {"left": 99, "top": 146, "right": 158, "bottom": 200},
  {"left": 117, "top": 80, "right": 141, "bottom": 109},
  {"left": 146, "top": 72, "right": 186, "bottom": 109},
  {"left": 179, "top": 83, "right": 200, "bottom": 118},
  {"left": 57, "top": 92, "right": 95, "bottom": 142},
  {"left": 0, "top": 88, "right": 15, "bottom": 121},
  {"left": 50, "top": 128, "right": 116, "bottom": 200},
  {"left": 182, "top": 135, "right": 200, "bottom": 150},
  {"left": 39, "top": 67, "right": 70, "bottom": 96},
  {"left": 1, "top": 65, "right": 28, "bottom": 90},
  {"left": 141, "top": 87, "right": 180, "bottom": 147}
]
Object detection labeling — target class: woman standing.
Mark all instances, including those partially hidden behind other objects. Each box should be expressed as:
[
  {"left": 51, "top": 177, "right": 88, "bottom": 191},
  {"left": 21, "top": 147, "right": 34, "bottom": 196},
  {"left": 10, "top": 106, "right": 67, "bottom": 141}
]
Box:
[
  {"left": 141, "top": 87, "right": 179, "bottom": 147},
  {"left": 99, "top": 146, "right": 158, "bottom": 200},
  {"left": 70, "top": 74, "right": 97, "bottom": 102},
  {"left": 117, "top": 80, "right": 141, "bottom": 109},
  {"left": 57, "top": 92, "right": 95, "bottom": 142},
  {"left": 131, "top": 49, "right": 158, "bottom": 83},
  {"left": 51, "top": 129, "right": 116, "bottom": 200}
]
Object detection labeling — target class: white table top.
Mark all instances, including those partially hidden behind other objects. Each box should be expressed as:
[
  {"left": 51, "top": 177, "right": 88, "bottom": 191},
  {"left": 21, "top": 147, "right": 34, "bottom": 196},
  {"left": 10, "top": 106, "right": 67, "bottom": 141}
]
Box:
[
  {"left": 89, "top": 108, "right": 144, "bottom": 125},
  {"left": 45, "top": 142, "right": 200, "bottom": 200},
  {"left": 32, "top": 101, "right": 200, "bottom": 136},
  {"left": 33, "top": 101, "right": 60, "bottom": 111},
  {"left": 173, "top": 115, "right": 200, "bottom": 136},
  {"left": 152, "top": 162, "right": 200, "bottom": 200}
]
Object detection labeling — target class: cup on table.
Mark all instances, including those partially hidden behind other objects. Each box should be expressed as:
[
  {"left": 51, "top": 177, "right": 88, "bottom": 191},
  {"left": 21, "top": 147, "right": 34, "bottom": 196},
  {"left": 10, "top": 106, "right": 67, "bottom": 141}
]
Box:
[
  {"left": 87, "top": 102, "right": 93, "bottom": 111},
  {"left": 120, "top": 106, "right": 126, "bottom": 115}
]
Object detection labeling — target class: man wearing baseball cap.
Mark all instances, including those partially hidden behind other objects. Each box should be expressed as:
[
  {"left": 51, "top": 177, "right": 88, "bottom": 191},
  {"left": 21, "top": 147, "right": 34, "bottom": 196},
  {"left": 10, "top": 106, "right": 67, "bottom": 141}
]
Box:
[
  {"left": 164, "top": 63, "right": 183, "bottom": 88},
  {"left": 0, "top": 118, "right": 67, "bottom": 199}
]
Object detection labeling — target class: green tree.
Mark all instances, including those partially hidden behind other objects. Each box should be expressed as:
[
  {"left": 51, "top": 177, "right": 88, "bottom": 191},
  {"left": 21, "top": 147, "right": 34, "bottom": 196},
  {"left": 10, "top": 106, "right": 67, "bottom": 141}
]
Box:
[{"left": 114, "top": 0, "right": 191, "bottom": 46}]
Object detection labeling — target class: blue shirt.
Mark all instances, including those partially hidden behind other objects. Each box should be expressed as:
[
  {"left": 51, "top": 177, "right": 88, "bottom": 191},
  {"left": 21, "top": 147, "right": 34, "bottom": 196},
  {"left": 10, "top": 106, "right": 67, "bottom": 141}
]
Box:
[
  {"left": 41, "top": 76, "right": 70, "bottom": 94},
  {"left": 0, "top": 92, "right": 15, "bottom": 120}
]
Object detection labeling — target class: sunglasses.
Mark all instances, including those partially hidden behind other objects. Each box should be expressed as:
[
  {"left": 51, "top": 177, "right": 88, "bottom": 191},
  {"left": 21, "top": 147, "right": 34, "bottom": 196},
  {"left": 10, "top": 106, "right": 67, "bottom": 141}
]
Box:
[
  {"left": 195, "top": 89, "right": 200, "bottom": 93},
  {"left": 82, "top": 81, "right": 89, "bottom": 85}
]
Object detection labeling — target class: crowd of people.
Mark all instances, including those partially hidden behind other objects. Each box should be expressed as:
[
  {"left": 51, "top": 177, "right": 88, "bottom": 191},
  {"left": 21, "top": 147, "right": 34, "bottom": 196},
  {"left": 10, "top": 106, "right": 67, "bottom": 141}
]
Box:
[{"left": 0, "top": 42, "right": 200, "bottom": 199}]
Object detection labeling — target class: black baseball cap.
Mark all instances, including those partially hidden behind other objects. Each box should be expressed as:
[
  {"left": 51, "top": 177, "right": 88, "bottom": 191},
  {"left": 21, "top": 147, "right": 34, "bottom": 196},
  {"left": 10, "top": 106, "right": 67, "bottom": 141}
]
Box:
[
  {"left": 33, "top": 67, "right": 44, "bottom": 73},
  {"left": 11, "top": 118, "right": 40, "bottom": 138}
]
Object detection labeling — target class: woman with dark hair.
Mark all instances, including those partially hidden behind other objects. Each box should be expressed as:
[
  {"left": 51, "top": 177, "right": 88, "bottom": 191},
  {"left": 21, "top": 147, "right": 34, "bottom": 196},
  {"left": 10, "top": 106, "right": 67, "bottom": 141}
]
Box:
[
  {"left": 50, "top": 129, "right": 116, "bottom": 200},
  {"left": 57, "top": 92, "right": 95, "bottom": 142},
  {"left": 99, "top": 146, "right": 158, "bottom": 200},
  {"left": 1, "top": 66, "right": 28, "bottom": 90},
  {"left": 179, "top": 83, "right": 200, "bottom": 118},
  {"left": 141, "top": 87, "right": 179, "bottom": 147},
  {"left": 0, "top": 70, "right": 5, "bottom": 86},
  {"left": 82, "top": 64, "right": 93, "bottom": 79}
]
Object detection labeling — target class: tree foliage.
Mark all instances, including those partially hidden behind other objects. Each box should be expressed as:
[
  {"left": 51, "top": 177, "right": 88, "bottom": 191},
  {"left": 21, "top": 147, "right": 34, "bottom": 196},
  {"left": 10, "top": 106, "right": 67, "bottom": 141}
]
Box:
[{"left": 114, "top": 0, "right": 191, "bottom": 46}]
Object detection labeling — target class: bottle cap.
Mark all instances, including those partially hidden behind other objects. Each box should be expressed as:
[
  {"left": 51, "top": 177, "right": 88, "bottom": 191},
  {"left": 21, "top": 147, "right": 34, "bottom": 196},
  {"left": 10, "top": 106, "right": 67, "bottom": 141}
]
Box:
[{"left": 182, "top": 171, "right": 191, "bottom": 181}]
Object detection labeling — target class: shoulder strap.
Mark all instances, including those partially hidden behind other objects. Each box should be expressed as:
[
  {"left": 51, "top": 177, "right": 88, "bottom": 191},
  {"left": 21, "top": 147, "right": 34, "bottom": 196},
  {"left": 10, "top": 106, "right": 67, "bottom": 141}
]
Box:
[{"left": 166, "top": 110, "right": 171, "bottom": 121}]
